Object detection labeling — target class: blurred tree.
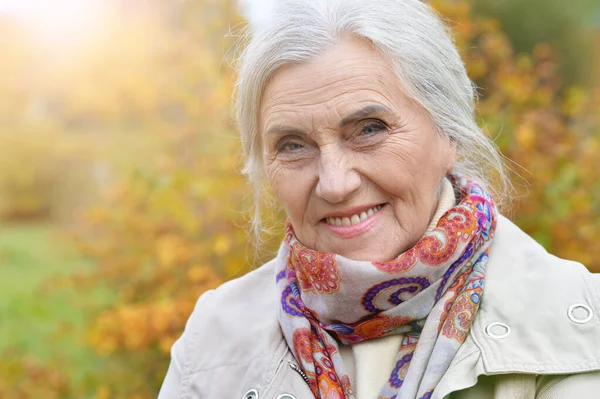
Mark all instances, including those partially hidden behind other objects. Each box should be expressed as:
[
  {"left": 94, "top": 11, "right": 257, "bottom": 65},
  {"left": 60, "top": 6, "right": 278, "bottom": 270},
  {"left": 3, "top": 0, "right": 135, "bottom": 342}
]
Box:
[
  {"left": 67, "top": 0, "right": 251, "bottom": 397},
  {"left": 72, "top": 1, "right": 600, "bottom": 395},
  {"left": 473, "top": 0, "right": 599, "bottom": 84},
  {"left": 432, "top": 0, "right": 600, "bottom": 269},
  {"left": 0, "top": 354, "right": 69, "bottom": 399}
]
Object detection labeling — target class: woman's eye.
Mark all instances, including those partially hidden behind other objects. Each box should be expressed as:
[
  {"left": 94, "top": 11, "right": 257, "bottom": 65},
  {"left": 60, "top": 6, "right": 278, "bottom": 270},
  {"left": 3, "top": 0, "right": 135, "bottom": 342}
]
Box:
[
  {"left": 360, "top": 121, "right": 387, "bottom": 136},
  {"left": 278, "top": 141, "right": 303, "bottom": 152}
]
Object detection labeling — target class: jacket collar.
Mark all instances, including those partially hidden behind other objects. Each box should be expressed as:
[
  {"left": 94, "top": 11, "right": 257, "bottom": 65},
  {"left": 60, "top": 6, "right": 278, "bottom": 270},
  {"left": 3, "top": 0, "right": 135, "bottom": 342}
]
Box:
[
  {"left": 434, "top": 215, "right": 600, "bottom": 398},
  {"left": 204, "top": 215, "right": 600, "bottom": 398}
]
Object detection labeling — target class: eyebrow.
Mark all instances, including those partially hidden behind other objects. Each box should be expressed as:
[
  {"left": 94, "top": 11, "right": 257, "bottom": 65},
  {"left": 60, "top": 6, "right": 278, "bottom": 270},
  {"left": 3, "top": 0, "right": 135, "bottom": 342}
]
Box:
[
  {"left": 264, "top": 104, "right": 392, "bottom": 136},
  {"left": 265, "top": 124, "right": 306, "bottom": 137},
  {"left": 338, "top": 104, "right": 392, "bottom": 128}
]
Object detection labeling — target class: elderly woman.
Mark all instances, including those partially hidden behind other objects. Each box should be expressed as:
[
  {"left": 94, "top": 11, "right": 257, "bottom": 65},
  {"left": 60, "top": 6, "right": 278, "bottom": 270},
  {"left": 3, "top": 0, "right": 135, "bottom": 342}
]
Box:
[{"left": 158, "top": 0, "right": 600, "bottom": 398}]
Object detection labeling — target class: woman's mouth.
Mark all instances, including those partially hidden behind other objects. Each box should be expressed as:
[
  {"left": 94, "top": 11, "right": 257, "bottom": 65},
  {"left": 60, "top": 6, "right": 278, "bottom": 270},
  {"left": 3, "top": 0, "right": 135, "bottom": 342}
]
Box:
[
  {"left": 324, "top": 204, "right": 384, "bottom": 226},
  {"left": 322, "top": 204, "right": 385, "bottom": 239}
]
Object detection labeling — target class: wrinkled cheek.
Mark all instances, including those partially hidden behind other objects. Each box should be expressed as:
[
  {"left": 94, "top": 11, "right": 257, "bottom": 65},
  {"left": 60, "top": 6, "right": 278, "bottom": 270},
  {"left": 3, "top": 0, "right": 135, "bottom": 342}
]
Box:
[
  {"left": 266, "top": 164, "right": 287, "bottom": 197},
  {"left": 268, "top": 167, "right": 302, "bottom": 218}
]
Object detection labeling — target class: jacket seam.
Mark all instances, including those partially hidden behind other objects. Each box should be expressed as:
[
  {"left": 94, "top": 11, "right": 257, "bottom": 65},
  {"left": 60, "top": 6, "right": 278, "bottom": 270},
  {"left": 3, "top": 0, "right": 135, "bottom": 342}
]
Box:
[
  {"left": 262, "top": 337, "right": 288, "bottom": 396},
  {"left": 263, "top": 347, "right": 290, "bottom": 399},
  {"left": 187, "top": 355, "right": 271, "bottom": 373},
  {"left": 437, "top": 349, "right": 481, "bottom": 399},
  {"left": 450, "top": 348, "right": 480, "bottom": 369},
  {"left": 471, "top": 316, "right": 495, "bottom": 374},
  {"left": 490, "top": 360, "right": 600, "bottom": 368},
  {"left": 583, "top": 273, "right": 600, "bottom": 324},
  {"left": 177, "top": 289, "right": 216, "bottom": 399},
  {"left": 179, "top": 328, "right": 200, "bottom": 399},
  {"left": 486, "top": 360, "right": 600, "bottom": 373}
]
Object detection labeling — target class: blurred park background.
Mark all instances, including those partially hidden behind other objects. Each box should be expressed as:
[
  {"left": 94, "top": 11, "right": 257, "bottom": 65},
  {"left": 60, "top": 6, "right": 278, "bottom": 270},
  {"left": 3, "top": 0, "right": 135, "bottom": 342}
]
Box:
[{"left": 0, "top": 0, "right": 598, "bottom": 397}]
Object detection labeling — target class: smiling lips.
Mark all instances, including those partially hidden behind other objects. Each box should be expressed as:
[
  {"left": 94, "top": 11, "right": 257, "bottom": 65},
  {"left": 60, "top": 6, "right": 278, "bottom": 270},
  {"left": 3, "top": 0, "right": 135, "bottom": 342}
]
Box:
[
  {"left": 322, "top": 204, "right": 385, "bottom": 239},
  {"left": 325, "top": 204, "right": 384, "bottom": 226}
]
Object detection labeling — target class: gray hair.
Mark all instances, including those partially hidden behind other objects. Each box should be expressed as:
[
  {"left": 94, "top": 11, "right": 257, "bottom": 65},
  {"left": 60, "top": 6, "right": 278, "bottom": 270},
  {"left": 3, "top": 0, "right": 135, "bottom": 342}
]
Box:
[{"left": 233, "top": 0, "right": 510, "bottom": 237}]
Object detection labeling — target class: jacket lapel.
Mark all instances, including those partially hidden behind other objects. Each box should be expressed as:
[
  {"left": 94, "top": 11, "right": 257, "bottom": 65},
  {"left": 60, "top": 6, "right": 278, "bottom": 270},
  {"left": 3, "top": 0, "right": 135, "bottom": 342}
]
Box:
[{"left": 434, "top": 216, "right": 600, "bottom": 398}]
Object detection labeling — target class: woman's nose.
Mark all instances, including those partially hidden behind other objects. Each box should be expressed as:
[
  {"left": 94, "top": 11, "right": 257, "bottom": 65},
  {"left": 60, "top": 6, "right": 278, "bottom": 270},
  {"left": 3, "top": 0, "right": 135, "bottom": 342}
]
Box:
[{"left": 315, "top": 148, "right": 361, "bottom": 204}]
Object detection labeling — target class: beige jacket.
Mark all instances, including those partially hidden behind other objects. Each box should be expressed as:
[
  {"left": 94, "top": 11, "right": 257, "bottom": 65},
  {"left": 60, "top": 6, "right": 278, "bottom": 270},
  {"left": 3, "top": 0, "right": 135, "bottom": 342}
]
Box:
[{"left": 158, "top": 216, "right": 600, "bottom": 399}]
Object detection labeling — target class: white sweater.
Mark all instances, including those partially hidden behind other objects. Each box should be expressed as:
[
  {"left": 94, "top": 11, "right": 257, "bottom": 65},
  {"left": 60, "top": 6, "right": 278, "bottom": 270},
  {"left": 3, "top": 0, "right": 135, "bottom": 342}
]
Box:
[{"left": 338, "top": 178, "right": 457, "bottom": 399}]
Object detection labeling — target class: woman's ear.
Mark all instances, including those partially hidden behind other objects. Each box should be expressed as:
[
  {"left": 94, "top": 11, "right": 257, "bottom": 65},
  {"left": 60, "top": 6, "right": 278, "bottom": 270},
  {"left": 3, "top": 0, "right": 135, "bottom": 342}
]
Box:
[{"left": 445, "top": 137, "right": 457, "bottom": 174}]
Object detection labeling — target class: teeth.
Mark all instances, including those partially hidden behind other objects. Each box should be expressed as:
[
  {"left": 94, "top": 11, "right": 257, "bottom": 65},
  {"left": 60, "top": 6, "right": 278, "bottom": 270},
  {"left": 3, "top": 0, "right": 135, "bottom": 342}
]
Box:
[{"left": 326, "top": 205, "right": 383, "bottom": 226}]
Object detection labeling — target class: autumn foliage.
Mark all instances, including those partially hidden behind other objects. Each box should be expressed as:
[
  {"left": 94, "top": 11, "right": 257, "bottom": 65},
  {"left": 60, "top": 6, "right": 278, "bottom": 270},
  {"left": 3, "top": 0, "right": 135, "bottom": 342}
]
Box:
[
  {"left": 430, "top": 0, "right": 600, "bottom": 269},
  {"left": 0, "top": 0, "right": 598, "bottom": 397}
]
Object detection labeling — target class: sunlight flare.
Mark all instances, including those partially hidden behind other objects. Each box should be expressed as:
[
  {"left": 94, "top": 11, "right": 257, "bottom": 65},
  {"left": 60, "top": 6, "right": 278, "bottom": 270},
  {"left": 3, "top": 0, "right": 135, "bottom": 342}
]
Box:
[{"left": 1, "top": 0, "right": 106, "bottom": 46}]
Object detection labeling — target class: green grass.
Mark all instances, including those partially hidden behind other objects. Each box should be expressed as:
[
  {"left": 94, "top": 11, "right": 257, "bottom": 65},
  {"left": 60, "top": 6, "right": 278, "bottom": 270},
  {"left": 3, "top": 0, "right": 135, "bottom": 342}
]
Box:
[{"left": 0, "top": 222, "right": 113, "bottom": 390}]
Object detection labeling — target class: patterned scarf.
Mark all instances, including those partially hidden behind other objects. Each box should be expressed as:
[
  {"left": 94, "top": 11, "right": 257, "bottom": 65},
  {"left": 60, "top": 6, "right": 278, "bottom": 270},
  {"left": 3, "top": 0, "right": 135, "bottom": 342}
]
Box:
[{"left": 275, "top": 179, "right": 497, "bottom": 399}]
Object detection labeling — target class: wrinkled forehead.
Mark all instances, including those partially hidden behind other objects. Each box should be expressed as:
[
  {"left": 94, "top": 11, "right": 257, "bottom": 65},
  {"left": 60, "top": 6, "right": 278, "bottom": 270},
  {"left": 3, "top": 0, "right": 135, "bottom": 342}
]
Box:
[{"left": 259, "top": 39, "right": 407, "bottom": 133}]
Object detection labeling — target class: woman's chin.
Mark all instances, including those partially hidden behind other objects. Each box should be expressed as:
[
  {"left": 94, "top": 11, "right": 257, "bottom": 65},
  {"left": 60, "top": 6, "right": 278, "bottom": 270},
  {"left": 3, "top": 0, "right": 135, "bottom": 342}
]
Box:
[{"left": 313, "top": 218, "right": 409, "bottom": 261}]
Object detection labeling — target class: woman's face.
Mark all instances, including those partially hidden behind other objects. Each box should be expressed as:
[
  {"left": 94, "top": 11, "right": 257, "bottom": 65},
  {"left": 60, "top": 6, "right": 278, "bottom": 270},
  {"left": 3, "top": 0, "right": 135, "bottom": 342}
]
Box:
[{"left": 260, "top": 38, "right": 456, "bottom": 261}]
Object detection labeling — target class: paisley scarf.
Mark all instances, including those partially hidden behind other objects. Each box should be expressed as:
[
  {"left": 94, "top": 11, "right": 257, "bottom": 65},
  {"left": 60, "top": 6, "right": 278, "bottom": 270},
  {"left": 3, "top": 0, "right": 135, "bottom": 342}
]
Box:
[{"left": 275, "top": 179, "right": 497, "bottom": 399}]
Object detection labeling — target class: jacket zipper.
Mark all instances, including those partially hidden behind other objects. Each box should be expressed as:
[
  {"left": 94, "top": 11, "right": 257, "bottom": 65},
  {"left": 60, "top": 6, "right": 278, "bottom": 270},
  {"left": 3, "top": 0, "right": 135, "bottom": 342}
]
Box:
[{"left": 289, "top": 362, "right": 310, "bottom": 386}]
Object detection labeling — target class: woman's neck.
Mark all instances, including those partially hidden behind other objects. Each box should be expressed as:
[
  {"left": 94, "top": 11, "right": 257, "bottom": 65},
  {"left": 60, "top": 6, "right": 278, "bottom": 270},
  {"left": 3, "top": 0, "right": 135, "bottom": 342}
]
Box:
[{"left": 425, "top": 178, "right": 456, "bottom": 234}]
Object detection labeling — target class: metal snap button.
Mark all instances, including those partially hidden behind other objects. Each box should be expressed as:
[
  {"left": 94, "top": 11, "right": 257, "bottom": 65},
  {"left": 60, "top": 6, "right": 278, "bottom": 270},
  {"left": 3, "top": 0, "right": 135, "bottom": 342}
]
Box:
[
  {"left": 568, "top": 303, "right": 593, "bottom": 324},
  {"left": 485, "top": 322, "right": 511, "bottom": 339},
  {"left": 276, "top": 395, "right": 297, "bottom": 399},
  {"left": 243, "top": 389, "right": 259, "bottom": 399}
]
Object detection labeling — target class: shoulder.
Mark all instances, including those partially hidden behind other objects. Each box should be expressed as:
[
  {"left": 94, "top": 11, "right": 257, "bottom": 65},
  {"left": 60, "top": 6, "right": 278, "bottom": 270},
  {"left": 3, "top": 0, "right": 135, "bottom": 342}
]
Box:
[
  {"left": 197, "top": 257, "right": 279, "bottom": 318},
  {"left": 473, "top": 214, "right": 600, "bottom": 374},
  {"left": 485, "top": 214, "right": 597, "bottom": 309},
  {"left": 159, "top": 259, "right": 288, "bottom": 398},
  {"left": 182, "top": 258, "right": 286, "bottom": 370},
  {"left": 489, "top": 214, "right": 593, "bottom": 280}
]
